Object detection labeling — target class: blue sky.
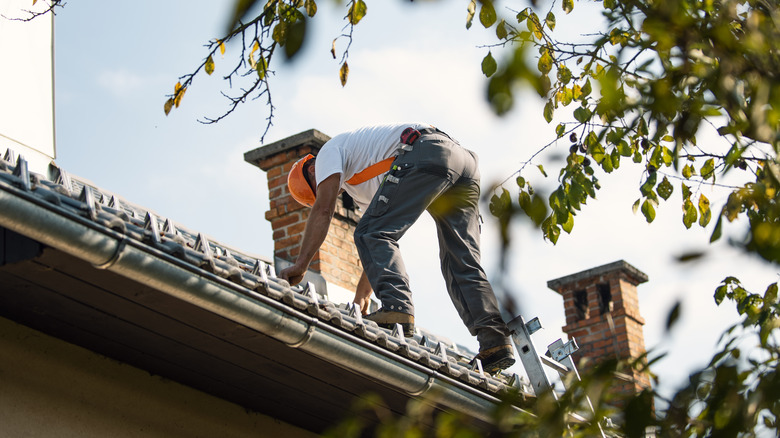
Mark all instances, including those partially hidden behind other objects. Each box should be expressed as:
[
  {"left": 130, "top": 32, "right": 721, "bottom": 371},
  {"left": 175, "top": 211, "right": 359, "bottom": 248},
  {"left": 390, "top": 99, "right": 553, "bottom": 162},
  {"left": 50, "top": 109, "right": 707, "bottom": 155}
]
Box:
[{"left": 52, "top": 0, "right": 778, "bottom": 400}]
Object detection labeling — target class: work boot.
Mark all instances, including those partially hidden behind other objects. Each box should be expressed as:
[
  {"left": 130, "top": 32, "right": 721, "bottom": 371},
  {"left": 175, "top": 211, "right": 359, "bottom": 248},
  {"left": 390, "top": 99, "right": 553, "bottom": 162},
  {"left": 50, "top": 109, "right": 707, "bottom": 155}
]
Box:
[
  {"left": 365, "top": 308, "right": 415, "bottom": 337},
  {"left": 474, "top": 345, "right": 516, "bottom": 374}
]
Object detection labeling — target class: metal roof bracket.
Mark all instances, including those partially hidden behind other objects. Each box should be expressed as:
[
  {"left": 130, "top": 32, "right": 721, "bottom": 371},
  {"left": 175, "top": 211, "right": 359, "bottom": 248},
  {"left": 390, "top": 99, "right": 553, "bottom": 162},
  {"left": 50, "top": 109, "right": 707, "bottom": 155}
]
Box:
[
  {"left": 143, "top": 212, "right": 162, "bottom": 245},
  {"left": 13, "top": 156, "right": 31, "bottom": 191},
  {"left": 194, "top": 233, "right": 213, "bottom": 258},
  {"left": 77, "top": 186, "right": 98, "bottom": 220}
]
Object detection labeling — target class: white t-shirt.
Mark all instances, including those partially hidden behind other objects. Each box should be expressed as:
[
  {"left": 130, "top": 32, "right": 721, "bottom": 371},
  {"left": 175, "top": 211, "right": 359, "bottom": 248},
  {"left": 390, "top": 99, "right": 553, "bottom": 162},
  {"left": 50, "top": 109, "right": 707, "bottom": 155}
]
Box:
[{"left": 315, "top": 123, "right": 429, "bottom": 210}]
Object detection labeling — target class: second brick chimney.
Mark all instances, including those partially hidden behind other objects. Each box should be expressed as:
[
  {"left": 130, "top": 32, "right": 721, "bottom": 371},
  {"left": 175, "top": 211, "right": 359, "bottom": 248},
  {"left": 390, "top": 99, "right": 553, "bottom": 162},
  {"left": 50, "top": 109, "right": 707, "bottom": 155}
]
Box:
[
  {"left": 547, "top": 260, "right": 652, "bottom": 397},
  {"left": 243, "top": 129, "right": 364, "bottom": 298}
]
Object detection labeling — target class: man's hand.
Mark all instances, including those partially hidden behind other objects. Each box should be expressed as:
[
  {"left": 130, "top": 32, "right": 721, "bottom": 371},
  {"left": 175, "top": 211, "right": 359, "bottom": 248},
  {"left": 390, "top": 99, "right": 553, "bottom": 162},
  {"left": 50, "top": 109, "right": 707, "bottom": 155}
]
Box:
[
  {"left": 353, "top": 269, "right": 373, "bottom": 315},
  {"left": 279, "top": 263, "right": 307, "bottom": 286},
  {"left": 279, "top": 173, "right": 341, "bottom": 287}
]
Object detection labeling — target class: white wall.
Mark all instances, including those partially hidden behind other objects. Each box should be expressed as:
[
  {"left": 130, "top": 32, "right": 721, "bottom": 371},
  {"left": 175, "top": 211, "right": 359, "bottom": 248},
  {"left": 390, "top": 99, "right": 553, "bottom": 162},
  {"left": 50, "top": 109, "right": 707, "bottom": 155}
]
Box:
[
  {"left": 0, "top": 0, "right": 56, "bottom": 173},
  {"left": 0, "top": 316, "right": 316, "bottom": 438}
]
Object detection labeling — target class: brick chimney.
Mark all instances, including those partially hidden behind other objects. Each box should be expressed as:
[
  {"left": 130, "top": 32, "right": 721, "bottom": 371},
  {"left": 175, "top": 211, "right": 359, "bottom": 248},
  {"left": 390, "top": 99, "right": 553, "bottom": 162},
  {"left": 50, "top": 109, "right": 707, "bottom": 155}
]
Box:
[
  {"left": 547, "top": 260, "right": 652, "bottom": 396},
  {"left": 243, "top": 129, "right": 364, "bottom": 294}
]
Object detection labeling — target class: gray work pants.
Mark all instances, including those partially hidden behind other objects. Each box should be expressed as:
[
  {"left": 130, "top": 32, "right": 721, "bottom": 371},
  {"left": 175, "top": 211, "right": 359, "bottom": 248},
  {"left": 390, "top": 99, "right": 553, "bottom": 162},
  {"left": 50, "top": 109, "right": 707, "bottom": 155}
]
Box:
[{"left": 354, "top": 130, "right": 511, "bottom": 351}]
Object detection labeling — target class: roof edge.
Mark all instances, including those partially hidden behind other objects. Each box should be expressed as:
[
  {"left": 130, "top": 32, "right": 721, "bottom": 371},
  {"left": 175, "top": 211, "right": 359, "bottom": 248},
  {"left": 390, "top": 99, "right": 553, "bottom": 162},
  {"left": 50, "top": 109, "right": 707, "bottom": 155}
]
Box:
[{"left": 0, "top": 179, "right": 529, "bottom": 424}]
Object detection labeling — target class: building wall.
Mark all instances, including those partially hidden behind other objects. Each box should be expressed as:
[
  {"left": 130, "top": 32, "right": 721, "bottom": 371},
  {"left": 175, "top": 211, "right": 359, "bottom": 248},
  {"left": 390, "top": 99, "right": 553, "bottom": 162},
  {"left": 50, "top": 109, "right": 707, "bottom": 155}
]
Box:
[
  {"left": 0, "top": 0, "right": 56, "bottom": 173},
  {"left": 0, "top": 316, "right": 315, "bottom": 438}
]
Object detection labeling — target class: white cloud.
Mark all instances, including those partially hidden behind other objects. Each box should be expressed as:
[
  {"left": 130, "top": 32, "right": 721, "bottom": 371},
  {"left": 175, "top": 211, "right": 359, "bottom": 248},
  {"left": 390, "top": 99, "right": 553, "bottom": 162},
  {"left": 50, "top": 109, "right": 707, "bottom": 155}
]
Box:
[{"left": 97, "top": 69, "right": 146, "bottom": 97}]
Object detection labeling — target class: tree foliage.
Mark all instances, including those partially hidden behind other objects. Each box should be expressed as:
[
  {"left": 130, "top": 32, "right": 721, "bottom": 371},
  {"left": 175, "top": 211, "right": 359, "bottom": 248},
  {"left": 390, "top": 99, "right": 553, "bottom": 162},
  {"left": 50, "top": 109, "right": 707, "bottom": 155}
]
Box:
[
  {"left": 14, "top": 0, "right": 780, "bottom": 435},
  {"left": 193, "top": 1, "right": 778, "bottom": 435}
]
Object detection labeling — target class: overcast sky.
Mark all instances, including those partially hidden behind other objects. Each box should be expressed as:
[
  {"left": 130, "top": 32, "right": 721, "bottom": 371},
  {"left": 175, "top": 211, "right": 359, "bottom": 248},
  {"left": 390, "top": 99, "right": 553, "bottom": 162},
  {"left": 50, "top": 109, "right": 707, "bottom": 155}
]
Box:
[{"left": 51, "top": 0, "right": 778, "bottom": 400}]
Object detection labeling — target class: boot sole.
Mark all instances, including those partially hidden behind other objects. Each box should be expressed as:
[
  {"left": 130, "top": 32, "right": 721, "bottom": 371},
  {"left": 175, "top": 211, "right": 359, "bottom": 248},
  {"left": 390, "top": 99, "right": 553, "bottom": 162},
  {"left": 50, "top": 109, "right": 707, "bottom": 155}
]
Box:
[{"left": 483, "top": 356, "right": 516, "bottom": 374}]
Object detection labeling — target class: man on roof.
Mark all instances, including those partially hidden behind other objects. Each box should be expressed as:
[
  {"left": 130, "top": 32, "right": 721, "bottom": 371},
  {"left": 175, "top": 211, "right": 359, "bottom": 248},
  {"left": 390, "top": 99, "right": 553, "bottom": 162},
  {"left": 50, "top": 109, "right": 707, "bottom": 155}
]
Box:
[{"left": 279, "top": 123, "right": 515, "bottom": 374}]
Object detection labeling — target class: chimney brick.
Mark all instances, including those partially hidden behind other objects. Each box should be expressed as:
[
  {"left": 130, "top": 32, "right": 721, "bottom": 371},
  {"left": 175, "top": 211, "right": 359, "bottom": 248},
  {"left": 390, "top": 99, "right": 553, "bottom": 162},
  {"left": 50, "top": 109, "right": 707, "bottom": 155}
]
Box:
[
  {"left": 244, "top": 129, "right": 364, "bottom": 292},
  {"left": 548, "top": 260, "right": 652, "bottom": 401}
]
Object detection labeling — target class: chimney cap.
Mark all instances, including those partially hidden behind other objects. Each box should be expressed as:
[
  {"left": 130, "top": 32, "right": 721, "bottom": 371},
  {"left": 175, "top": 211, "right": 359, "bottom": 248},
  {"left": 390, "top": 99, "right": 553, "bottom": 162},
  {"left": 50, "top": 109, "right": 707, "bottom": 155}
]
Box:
[
  {"left": 244, "top": 129, "right": 331, "bottom": 168},
  {"left": 546, "top": 259, "right": 648, "bottom": 293}
]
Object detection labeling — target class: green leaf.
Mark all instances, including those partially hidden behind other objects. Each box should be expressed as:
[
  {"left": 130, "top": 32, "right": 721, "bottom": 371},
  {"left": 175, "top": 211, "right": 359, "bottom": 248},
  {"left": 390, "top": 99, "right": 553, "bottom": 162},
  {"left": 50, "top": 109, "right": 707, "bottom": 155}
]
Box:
[
  {"left": 348, "top": 0, "right": 367, "bottom": 25},
  {"left": 681, "top": 183, "right": 692, "bottom": 200},
  {"left": 700, "top": 158, "right": 715, "bottom": 179},
  {"left": 481, "top": 52, "right": 497, "bottom": 77},
  {"left": 602, "top": 152, "right": 614, "bottom": 172},
  {"left": 489, "top": 188, "right": 512, "bottom": 218},
  {"left": 698, "top": 194, "right": 711, "bottom": 227},
  {"left": 682, "top": 164, "right": 695, "bottom": 179},
  {"left": 640, "top": 172, "right": 657, "bottom": 196},
  {"left": 545, "top": 12, "right": 556, "bottom": 31},
  {"left": 715, "top": 284, "right": 727, "bottom": 305},
  {"left": 284, "top": 17, "right": 307, "bottom": 59},
  {"left": 272, "top": 21, "right": 287, "bottom": 44},
  {"left": 256, "top": 56, "right": 268, "bottom": 79},
  {"left": 557, "top": 65, "right": 572, "bottom": 84},
  {"left": 516, "top": 7, "right": 529, "bottom": 23},
  {"left": 657, "top": 176, "right": 673, "bottom": 200},
  {"left": 710, "top": 214, "right": 723, "bottom": 242},
  {"left": 555, "top": 123, "right": 565, "bottom": 137},
  {"left": 496, "top": 19, "right": 508, "bottom": 39},
  {"left": 543, "top": 217, "right": 561, "bottom": 244},
  {"left": 544, "top": 100, "right": 554, "bottom": 123},
  {"left": 538, "top": 50, "right": 553, "bottom": 74},
  {"left": 683, "top": 199, "right": 697, "bottom": 228},
  {"left": 573, "top": 107, "right": 591, "bottom": 123},
  {"left": 561, "top": 210, "right": 574, "bottom": 233},
  {"left": 519, "top": 191, "right": 548, "bottom": 226},
  {"left": 205, "top": 55, "right": 215, "bottom": 75},
  {"left": 610, "top": 148, "right": 621, "bottom": 170},
  {"left": 527, "top": 13, "right": 543, "bottom": 39},
  {"left": 580, "top": 79, "right": 592, "bottom": 97},
  {"left": 590, "top": 141, "right": 606, "bottom": 164},
  {"left": 641, "top": 199, "right": 656, "bottom": 222},
  {"left": 479, "top": 0, "right": 497, "bottom": 28},
  {"left": 665, "top": 301, "right": 681, "bottom": 331},
  {"left": 724, "top": 143, "right": 743, "bottom": 167},
  {"left": 632, "top": 198, "right": 640, "bottom": 214},
  {"left": 616, "top": 140, "right": 632, "bottom": 156},
  {"left": 562, "top": 0, "right": 574, "bottom": 14},
  {"left": 537, "top": 164, "right": 548, "bottom": 177}
]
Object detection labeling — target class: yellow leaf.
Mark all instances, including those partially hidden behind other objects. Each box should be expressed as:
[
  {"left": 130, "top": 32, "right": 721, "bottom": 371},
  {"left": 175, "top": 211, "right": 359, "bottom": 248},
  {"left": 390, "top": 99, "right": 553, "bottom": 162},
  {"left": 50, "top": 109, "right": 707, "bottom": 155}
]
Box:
[
  {"left": 249, "top": 40, "right": 260, "bottom": 68},
  {"left": 339, "top": 62, "right": 349, "bottom": 87},
  {"left": 174, "top": 86, "right": 186, "bottom": 108},
  {"left": 219, "top": 40, "right": 225, "bottom": 57},
  {"left": 174, "top": 81, "right": 182, "bottom": 93},
  {"left": 205, "top": 55, "right": 215, "bottom": 75},
  {"left": 33, "top": 0, "right": 38, "bottom": 5},
  {"left": 163, "top": 98, "right": 174, "bottom": 116}
]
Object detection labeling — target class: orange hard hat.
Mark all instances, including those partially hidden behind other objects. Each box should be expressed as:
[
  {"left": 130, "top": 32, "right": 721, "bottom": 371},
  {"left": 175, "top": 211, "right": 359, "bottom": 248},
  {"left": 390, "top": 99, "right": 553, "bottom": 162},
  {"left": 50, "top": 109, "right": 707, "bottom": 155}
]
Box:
[{"left": 288, "top": 154, "right": 316, "bottom": 207}]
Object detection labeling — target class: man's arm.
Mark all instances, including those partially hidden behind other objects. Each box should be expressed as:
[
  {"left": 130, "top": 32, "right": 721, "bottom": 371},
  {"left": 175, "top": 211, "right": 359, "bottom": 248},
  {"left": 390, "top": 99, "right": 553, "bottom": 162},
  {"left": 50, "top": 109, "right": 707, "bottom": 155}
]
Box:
[{"left": 279, "top": 173, "right": 341, "bottom": 285}]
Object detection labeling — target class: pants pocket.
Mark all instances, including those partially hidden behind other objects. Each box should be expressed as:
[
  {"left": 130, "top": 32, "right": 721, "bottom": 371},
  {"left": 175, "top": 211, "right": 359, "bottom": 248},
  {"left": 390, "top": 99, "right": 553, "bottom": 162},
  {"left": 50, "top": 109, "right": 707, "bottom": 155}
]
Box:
[{"left": 367, "top": 164, "right": 413, "bottom": 217}]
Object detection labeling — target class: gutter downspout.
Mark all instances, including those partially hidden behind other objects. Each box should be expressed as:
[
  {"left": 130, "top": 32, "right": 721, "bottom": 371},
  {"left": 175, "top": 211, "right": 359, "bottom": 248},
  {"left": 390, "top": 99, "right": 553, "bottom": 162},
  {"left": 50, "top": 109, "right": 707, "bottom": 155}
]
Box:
[{"left": 0, "top": 180, "right": 523, "bottom": 425}]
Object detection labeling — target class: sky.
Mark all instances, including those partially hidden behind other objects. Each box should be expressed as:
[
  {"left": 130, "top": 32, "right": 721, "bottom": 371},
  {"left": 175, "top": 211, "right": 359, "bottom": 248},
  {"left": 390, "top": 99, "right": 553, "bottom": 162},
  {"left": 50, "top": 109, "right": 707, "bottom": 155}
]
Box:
[{"left": 49, "top": 0, "right": 779, "bottom": 402}]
